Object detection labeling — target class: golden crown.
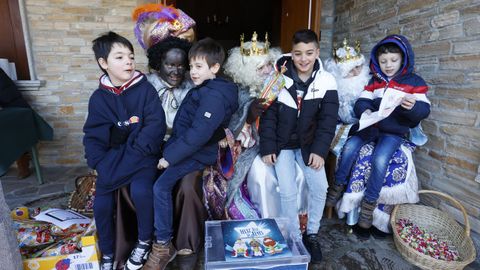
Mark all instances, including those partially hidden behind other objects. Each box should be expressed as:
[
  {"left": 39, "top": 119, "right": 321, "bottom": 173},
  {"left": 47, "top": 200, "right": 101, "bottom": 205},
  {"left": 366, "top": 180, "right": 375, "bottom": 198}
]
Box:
[
  {"left": 240, "top": 32, "right": 270, "bottom": 56},
  {"left": 333, "top": 38, "right": 362, "bottom": 63}
]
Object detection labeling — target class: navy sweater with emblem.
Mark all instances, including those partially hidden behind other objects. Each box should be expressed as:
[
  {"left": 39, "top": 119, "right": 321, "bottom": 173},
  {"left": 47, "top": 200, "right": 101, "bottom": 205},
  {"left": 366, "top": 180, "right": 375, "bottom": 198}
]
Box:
[
  {"left": 163, "top": 77, "right": 238, "bottom": 166},
  {"left": 259, "top": 55, "right": 339, "bottom": 164},
  {"left": 83, "top": 72, "right": 166, "bottom": 194}
]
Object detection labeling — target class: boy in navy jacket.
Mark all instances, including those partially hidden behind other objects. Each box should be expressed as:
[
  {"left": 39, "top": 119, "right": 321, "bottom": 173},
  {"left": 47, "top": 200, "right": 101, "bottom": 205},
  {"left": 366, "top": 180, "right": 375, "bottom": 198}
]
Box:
[
  {"left": 259, "top": 29, "right": 339, "bottom": 264},
  {"left": 144, "top": 37, "right": 238, "bottom": 270},
  {"left": 327, "top": 34, "right": 430, "bottom": 230},
  {"left": 83, "top": 32, "right": 166, "bottom": 270}
]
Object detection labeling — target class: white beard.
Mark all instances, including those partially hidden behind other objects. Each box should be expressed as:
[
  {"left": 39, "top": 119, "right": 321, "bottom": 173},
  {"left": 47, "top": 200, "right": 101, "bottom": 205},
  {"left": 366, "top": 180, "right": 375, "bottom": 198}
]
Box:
[
  {"left": 336, "top": 65, "right": 371, "bottom": 124},
  {"left": 247, "top": 72, "right": 271, "bottom": 97}
]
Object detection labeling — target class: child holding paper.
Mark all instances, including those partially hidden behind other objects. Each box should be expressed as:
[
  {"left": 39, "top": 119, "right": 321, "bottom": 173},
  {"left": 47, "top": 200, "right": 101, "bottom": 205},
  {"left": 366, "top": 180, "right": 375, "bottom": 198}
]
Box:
[{"left": 327, "top": 34, "right": 430, "bottom": 229}]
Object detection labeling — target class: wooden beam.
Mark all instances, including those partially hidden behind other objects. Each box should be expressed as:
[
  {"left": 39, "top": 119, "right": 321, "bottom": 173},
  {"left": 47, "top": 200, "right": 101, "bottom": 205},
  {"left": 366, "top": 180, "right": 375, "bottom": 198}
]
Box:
[{"left": 311, "top": 0, "right": 322, "bottom": 41}]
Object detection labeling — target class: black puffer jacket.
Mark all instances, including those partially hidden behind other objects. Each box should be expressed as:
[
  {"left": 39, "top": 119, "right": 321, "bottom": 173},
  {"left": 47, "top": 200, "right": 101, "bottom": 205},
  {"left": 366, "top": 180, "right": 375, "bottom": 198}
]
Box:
[{"left": 259, "top": 54, "right": 339, "bottom": 164}]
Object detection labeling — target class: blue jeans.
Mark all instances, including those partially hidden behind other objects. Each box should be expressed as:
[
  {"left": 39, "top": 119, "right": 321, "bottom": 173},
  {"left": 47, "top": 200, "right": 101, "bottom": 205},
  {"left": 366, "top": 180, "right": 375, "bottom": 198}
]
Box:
[
  {"left": 335, "top": 133, "right": 403, "bottom": 203},
  {"left": 274, "top": 149, "right": 328, "bottom": 236},
  {"left": 153, "top": 159, "right": 206, "bottom": 242},
  {"left": 94, "top": 167, "right": 157, "bottom": 255}
]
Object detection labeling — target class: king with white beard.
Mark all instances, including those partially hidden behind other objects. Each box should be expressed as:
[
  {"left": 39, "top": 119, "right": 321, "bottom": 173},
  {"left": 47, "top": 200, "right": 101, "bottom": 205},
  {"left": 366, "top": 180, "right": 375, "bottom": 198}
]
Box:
[{"left": 324, "top": 38, "right": 371, "bottom": 125}]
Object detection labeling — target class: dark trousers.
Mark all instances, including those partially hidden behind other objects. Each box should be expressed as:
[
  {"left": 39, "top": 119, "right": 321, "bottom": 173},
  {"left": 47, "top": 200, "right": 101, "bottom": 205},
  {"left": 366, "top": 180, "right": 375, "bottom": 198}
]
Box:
[
  {"left": 154, "top": 159, "right": 206, "bottom": 242},
  {"left": 94, "top": 167, "right": 157, "bottom": 255}
]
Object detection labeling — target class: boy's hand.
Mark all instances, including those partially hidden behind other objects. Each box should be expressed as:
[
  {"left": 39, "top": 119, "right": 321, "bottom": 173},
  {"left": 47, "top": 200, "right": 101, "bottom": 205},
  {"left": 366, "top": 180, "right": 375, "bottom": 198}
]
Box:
[
  {"left": 262, "top": 154, "right": 277, "bottom": 165},
  {"left": 219, "top": 138, "right": 228, "bottom": 148},
  {"left": 363, "top": 109, "right": 372, "bottom": 115},
  {"left": 109, "top": 126, "right": 129, "bottom": 148},
  {"left": 401, "top": 94, "right": 416, "bottom": 110},
  {"left": 308, "top": 153, "right": 324, "bottom": 170},
  {"left": 157, "top": 158, "right": 169, "bottom": 170}
]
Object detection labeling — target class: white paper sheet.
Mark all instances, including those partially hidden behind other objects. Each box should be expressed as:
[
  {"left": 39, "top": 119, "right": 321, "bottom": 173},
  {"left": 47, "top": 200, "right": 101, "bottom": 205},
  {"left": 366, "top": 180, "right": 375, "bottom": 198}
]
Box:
[
  {"left": 378, "top": 88, "right": 406, "bottom": 117},
  {"left": 357, "top": 88, "right": 406, "bottom": 131},
  {"left": 34, "top": 208, "right": 91, "bottom": 229}
]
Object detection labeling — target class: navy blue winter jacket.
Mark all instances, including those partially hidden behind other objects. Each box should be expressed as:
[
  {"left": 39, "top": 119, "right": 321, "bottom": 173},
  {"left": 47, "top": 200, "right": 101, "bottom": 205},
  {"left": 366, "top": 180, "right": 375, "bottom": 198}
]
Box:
[
  {"left": 163, "top": 77, "right": 238, "bottom": 166},
  {"left": 83, "top": 72, "right": 166, "bottom": 194},
  {"left": 259, "top": 55, "right": 339, "bottom": 163},
  {"left": 354, "top": 34, "right": 430, "bottom": 136}
]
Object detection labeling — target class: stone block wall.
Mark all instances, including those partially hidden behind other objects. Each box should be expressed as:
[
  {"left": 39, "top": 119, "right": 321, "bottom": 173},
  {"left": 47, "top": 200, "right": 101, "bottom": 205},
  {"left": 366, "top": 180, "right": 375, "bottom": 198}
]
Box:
[
  {"left": 328, "top": 0, "right": 480, "bottom": 232},
  {"left": 319, "top": 0, "right": 335, "bottom": 60},
  {"left": 23, "top": 0, "right": 149, "bottom": 167}
]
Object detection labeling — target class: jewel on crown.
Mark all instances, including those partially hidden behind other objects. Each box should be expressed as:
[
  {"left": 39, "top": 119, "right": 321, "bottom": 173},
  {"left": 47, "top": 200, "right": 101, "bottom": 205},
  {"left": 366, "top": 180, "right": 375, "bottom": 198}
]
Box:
[
  {"left": 333, "top": 38, "right": 362, "bottom": 63},
  {"left": 240, "top": 31, "right": 270, "bottom": 56}
]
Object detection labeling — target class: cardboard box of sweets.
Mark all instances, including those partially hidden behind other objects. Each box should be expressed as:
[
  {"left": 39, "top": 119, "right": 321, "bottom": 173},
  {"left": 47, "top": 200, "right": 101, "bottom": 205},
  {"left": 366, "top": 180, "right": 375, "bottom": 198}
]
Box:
[
  {"left": 23, "top": 235, "right": 100, "bottom": 270},
  {"left": 205, "top": 218, "right": 310, "bottom": 270}
]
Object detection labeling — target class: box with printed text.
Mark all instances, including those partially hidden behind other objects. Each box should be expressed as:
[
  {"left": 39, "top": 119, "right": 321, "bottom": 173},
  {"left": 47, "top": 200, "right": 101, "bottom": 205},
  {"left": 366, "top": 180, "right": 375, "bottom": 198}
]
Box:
[
  {"left": 205, "top": 218, "right": 310, "bottom": 270},
  {"left": 23, "top": 235, "right": 100, "bottom": 270}
]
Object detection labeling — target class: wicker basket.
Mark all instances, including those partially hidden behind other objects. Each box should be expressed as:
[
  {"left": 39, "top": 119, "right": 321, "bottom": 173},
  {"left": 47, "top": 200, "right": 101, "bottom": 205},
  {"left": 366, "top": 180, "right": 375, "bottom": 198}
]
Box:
[
  {"left": 67, "top": 172, "right": 96, "bottom": 217},
  {"left": 390, "top": 190, "right": 476, "bottom": 270}
]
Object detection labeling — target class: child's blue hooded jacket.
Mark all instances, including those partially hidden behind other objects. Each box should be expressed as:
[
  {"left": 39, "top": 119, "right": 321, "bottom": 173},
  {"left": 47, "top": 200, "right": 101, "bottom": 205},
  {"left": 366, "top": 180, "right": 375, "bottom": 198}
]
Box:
[
  {"left": 163, "top": 77, "right": 238, "bottom": 166},
  {"left": 83, "top": 72, "right": 166, "bottom": 194},
  {"left": 354, "top": 34, "right": 430, "bottom": 136}
]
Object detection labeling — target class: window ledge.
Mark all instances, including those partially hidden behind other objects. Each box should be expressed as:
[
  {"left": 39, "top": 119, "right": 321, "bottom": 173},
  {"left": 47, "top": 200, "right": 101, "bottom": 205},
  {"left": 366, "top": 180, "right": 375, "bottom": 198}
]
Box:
[{"left": 15, "top": 80, "right": 44, "bottom": 91}]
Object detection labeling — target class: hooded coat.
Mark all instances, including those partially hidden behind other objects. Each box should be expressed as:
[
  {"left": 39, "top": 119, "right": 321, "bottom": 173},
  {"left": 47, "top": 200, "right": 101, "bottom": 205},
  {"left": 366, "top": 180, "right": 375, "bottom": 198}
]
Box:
[
  {"left": 163, "top": 77, "right": 238, "bottom": 166},
  {"left": 83, "top": 72, "right": 166, "bottom": 194},
  {"left": 354, "top": 34, "right": 430, "bottom": 136}
]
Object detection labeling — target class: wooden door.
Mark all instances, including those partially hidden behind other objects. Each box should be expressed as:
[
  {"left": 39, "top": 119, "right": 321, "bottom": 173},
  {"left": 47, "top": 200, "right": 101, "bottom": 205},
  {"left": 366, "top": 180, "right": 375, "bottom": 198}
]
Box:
[
  {"left": 280, "top": 0, "right": 322, "bottom": 52},
  {"left": 0, "top": 0, "right": 29, "bottom": 80},
  {"left": 165, "top": 0, "right": 321, "bottom": 53},
  {"left": 175, "top": 0, "right": 280, "bottom": 51}
]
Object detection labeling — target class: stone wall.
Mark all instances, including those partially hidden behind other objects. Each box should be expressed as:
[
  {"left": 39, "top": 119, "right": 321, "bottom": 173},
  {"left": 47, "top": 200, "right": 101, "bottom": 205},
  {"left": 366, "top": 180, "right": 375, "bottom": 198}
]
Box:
[
  {"left": 319, "top": 0, "right": 335, "bottom": 60},
  {"left": 23, "top": 0, "right": 149, "bottom": 166},
  {"left": 328, "top": 0, "right": 480, "bottom": 232}
]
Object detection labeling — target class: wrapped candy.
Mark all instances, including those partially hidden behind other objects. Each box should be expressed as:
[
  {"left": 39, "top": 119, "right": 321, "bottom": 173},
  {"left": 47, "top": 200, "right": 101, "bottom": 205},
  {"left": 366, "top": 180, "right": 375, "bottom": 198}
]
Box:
[
  {"left": 396, "top": 218, "right": 460, "bottom": 261},
  {"left": 36, "top": 240, "right": 81, "bottom": 257},
  {"left": 12, "top": 219, "right": 50, "bottom": 232},
  {"left": 16, "top": 229, "right": 54, "bottom": 248},
  {"left": 50, "top": 223, "right": 90, "bottom": 236}
]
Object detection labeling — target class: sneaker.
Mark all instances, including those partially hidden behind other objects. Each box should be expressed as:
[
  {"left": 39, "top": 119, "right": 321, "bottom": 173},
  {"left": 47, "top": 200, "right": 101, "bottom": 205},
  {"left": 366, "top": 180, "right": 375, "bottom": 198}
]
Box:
[
  {"left": 325, "top": 184, "right": 345, "bottom": 207},
  {"left": 125, "top": 240, "right": 151, "bottom": 270},
  {"left": 358, "top": 199, "right": 377, "bottom": 229},
  {"left": 100, "top": 255, "right": 114, "bottom": 270},
  {"left": 302, "top": 233, "right": 323, "bottom": 264},
  {"left": 143, "top": 241, "right": 177, "bottom": 270}
]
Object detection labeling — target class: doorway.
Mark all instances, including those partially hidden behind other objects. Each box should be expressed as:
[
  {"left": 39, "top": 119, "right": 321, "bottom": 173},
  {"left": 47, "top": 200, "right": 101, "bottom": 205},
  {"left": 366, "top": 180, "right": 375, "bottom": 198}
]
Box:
[
  {"left": 169, "top": 0, "right": 321, "bottom": 53},
  {"left": 175, "top": 0, "right": 281, "bottom": 52},
  {"left": 0, "top": 0, "right": 30, "bottom": 80}
]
